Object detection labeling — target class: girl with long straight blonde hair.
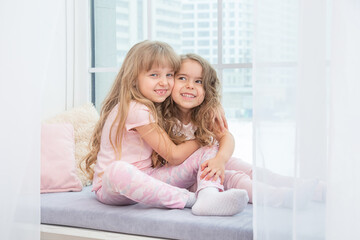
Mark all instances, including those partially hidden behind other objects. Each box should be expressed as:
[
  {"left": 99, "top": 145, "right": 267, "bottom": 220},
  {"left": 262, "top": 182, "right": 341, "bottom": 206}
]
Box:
[{"left": 81, "top": 41, "right": 248, "bottom": 216}]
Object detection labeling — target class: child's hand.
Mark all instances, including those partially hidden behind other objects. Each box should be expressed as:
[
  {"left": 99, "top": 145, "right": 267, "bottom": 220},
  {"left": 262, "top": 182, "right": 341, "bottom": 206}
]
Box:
[
  {"left": 200, "top": 158, "right": 226, "bottom": 184},
  {"left": 214, "top": 106, "right": 228, "bottom": 133}
]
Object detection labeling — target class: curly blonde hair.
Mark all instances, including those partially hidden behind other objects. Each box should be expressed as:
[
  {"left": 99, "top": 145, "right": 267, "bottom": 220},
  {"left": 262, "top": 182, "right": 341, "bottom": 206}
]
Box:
[
  {"left": 152, "top": 53, "right": 222, "bottom": 167},
  {"left": 81, "top": 40, "right": 180, "bottom": 179}
]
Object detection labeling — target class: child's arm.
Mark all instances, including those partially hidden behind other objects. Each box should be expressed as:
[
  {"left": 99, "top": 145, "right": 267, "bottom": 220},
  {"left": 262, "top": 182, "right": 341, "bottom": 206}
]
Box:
[
  {"left": 214, "top": 105, "right": 229, "bottom": 132},
  {"left": 135, "top": 123, "right": 200, "bottom": 165},
  {"left": 200, "top": 129, "right": 235, "bottom": 184}
]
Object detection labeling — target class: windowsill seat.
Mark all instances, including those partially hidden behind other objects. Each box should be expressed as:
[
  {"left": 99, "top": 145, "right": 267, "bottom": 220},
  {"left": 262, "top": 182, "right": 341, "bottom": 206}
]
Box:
[{"left": 41, "top": 186, "right": 253, "bottom": 240}]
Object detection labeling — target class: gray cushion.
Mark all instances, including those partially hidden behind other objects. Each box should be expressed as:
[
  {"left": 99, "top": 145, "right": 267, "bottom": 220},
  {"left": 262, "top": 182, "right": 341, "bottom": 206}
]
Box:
[{"left": 41, "top": 186, "right": 253, "bottom": 240}]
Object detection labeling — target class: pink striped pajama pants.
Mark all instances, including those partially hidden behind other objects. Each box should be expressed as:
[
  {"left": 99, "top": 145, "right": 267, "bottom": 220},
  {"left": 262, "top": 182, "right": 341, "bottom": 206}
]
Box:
[
  {"left": 186, "top": 156, "right": 254, "bottom": 202},
  {"left": 95, "top": 146, "right": 223, "bottom": 209},
  {"left": 223, "top": 157, "right": 254, "bottom": 202},
  {"left": 218, "top": 157, "right": 322, "bottom": 203}
]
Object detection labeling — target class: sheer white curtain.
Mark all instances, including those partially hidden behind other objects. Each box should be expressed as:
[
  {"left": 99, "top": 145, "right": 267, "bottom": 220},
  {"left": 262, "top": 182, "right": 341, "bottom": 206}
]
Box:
[
  {"left": 0, "top": 1, "right": 62, "bottom": 239},
  {"left": 253, "top": 0, "right": 360, "bottom": 239}
]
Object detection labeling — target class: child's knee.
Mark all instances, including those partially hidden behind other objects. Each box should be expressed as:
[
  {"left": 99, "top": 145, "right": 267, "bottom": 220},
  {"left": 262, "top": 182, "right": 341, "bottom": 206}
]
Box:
[
  {"left": 225, "top": 171, "right": 253, "bottom": 197},
  {"left": 104, "top": 161, "right": 133, "bottom": 184},
  {"left": 201, "top": 145, "right": 219, "bottom": 159}
]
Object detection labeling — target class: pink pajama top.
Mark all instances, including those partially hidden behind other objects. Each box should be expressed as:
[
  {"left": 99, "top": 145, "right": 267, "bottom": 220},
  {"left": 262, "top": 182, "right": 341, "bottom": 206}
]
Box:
[
  {"left": 92, "top": 101, "right": 155, "bottom": 192},
  {"left": 173, "top": 120, "right": 197, "bottom": 140}
]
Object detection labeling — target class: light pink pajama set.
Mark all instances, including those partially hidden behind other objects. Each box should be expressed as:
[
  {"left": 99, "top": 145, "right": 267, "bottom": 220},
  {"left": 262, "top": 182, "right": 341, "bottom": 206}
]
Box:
[
  {"left": 92, "top": 101, "right": 224, "bottom": 209},
  {"left": 178, "top": 122, "right": 254, "bottom": 202},
  {"left": 177, "top": 121, "right": 326, "bottom": 206}
]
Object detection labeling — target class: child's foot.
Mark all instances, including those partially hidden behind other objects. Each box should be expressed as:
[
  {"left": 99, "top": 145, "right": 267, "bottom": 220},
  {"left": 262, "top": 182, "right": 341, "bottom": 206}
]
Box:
[
  {"left": 296, "top": 178, "right": 319, "bottom": 208},
  {"left": 312, "top": 180, "right": 326, "bottom": 202},
  {"left": 282, "top": 179, "right": 319, "bottom": 209},
  {"left": 192, "top": 187, "right": 249, "bottom": 216}
]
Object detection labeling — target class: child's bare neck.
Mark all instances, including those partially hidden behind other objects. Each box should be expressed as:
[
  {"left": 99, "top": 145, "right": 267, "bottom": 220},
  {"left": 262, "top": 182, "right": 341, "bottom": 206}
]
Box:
[{"left": 179, "top": 109, "right": 191, "bottom": 125}]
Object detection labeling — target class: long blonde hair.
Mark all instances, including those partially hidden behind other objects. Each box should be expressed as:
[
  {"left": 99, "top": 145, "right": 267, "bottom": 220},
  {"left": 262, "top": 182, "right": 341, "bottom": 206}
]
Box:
[
  {"left": 152, "top": 53, "right": 222, "bottom": 167},
  {"left": 82, "top": 40, "right": 180, "bottom": 179}
]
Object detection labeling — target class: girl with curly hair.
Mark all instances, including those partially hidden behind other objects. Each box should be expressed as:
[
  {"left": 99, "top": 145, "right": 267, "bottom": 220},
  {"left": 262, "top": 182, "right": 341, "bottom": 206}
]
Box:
[{"left": 156, "top": 53, "right": 322, "bottom": 207}]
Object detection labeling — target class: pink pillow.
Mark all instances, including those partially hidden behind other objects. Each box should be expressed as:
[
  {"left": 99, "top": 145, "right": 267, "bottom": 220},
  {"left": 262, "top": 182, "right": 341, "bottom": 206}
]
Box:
[{"left": 41, "top": 123, "right": 82, "bottom": 193}]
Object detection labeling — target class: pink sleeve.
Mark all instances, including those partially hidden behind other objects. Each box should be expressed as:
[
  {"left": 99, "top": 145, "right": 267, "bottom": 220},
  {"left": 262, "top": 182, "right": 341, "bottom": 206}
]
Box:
[{"left": 125, "top": 101, "right": 155, "bottom": 131}]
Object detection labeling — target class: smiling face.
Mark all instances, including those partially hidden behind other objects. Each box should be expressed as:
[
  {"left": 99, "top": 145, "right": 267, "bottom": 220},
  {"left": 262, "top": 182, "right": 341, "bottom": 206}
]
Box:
[
  {"left": 171, "top": 59, "right": 205, "bottom": 113},
  {"left": 138, "top": 65, "right": 175, "bottom": 103}
]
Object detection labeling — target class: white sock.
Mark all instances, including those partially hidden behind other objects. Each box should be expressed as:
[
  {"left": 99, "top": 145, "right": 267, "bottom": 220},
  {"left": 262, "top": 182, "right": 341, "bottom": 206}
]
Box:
[
  {"left": 185, "top": 192, "right": 197, "bottom": 208},
  {"left": 191, "top": 187, "right": 249, "bottom": 216},
  {"left": 294, "top": 178, "right": 318, "bottom": 208}
]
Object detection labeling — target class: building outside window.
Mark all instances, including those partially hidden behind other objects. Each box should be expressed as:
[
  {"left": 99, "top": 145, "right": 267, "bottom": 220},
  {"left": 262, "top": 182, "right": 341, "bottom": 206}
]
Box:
[{"left": 90, "top": 0, "right": 256, "bottom": 161}]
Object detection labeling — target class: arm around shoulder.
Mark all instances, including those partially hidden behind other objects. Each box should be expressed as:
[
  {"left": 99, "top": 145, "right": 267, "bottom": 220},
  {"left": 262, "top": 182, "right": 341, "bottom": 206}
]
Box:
[{"left": 135, "top": 123, "right": 200, "bottom": 165}]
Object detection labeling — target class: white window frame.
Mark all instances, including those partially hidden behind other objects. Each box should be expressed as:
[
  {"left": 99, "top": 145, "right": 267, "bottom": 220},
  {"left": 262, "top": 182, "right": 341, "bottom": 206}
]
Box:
[
  {"left": 88, "top": 0, "right": 253, "bottom": 104},
  {"left": 66, "top": 0, "right": 92, "bottom": 108}
]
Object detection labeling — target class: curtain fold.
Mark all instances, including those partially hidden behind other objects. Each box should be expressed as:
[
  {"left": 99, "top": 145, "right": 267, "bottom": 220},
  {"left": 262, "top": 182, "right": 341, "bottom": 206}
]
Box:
[
  {"left": 253, "top": 0, "right": 360, "bottom": 239},
  {"left": 327, "top": 1, "right": 360, "bottom": 239},
  {"left": 0, "top": 1, "right": 64, "bottom": 239}
]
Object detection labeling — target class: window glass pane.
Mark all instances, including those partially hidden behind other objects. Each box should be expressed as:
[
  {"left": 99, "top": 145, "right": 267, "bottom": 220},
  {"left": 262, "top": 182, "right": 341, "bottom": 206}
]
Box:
[
  {"left": 198, "top": 22, "right": 209, "bottom": 28},
  {"left": 93, "top": 72, "right": 118, "bottom": 112},
  {"left": 198, "top": 40, "right": 209, "bottom": 46},
  {"left": 222, "top": 0, "right": 253, "bottom": 64},
  {"left": 222, "top": 68, "right": 252, "bottom": 120},
  {"left": 183, "top": 31, "right": 194, "bottom": 37},
  {"left": 198, "top": 31, "right": 210, "bottom": 37},
  {"left": 256, "top": 1, "right": 299, "bottom": 63},
  {"left": 183, "top": 13, "right": 194, "bottom": 18},
  {"left": 198, "top": 49, "right": 209, "bottom": 55},
  {"left": 92, "top": 0, "right": 255, "bottom": 128},
  {"left": 221, "top": 68, "right": 253, "bottom": 162},
  {"left": 198, "top": 3, "right": 209, "bottom": 10},
  {"left": 182, "top": 22, "right": 194, "bottom": 28},
  {"left": 152, "top": 0, "right": 182, "bottom": 50},
  {"left": 255, "top": 67, "right": 297, "bottom": 120},
  {"left": 152, "top": 0, "right": 218, "bottom": 64},
  {"left": 182, "top": 40, "right": 194, "bottom": 46},
  {"left": 93, "top": 0, "right": 146, "bottom": 68},
  {"left": 198, "top": 12, "right": 210, "bottom": 18},
  {"left": 183, "top": 4, "right": 193, "bottom": 10}
]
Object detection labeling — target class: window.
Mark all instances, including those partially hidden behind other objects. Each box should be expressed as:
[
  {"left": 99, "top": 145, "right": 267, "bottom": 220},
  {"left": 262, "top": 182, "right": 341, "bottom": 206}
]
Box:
[
  {"left": 198, "top": 49, "right": 210, "bottom": 55},
  {"left": 183, "top": 31, "right": 194, "bottom": 37},
  {"left": 198, "top": 31, "right": 210, "bottom": 37},
  {"left": 198, "top": 40, "right": 209, "bottom": 46},
  {"left": 182, "top": 22, "right": 194, "bottom": 28},
  {"left": 198, "top": 22, "right": 209, "bottom": 28},
  {"left": 183, "top": 4, "right": 193, "bottom": 10},
  {"left": 156, "top": 20, "right": 180, "bottom": 28},
  {"left": 198, "top": 4, "right": 209, "bottom": 10},
  {"left": 91, "top": 0, "right": 254, "bottom": 161},
  {"left": 156, "top": 9, "right": 181, "bottom": 18},
  {"left": 182, "top": 13, "right": 194, "bottom": 19},
  {"left": 198, "top": 12, "right": 210, "bottom": 18},
  {"left": 182, "top": 40, "right": 194, "bottom": 46}
]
